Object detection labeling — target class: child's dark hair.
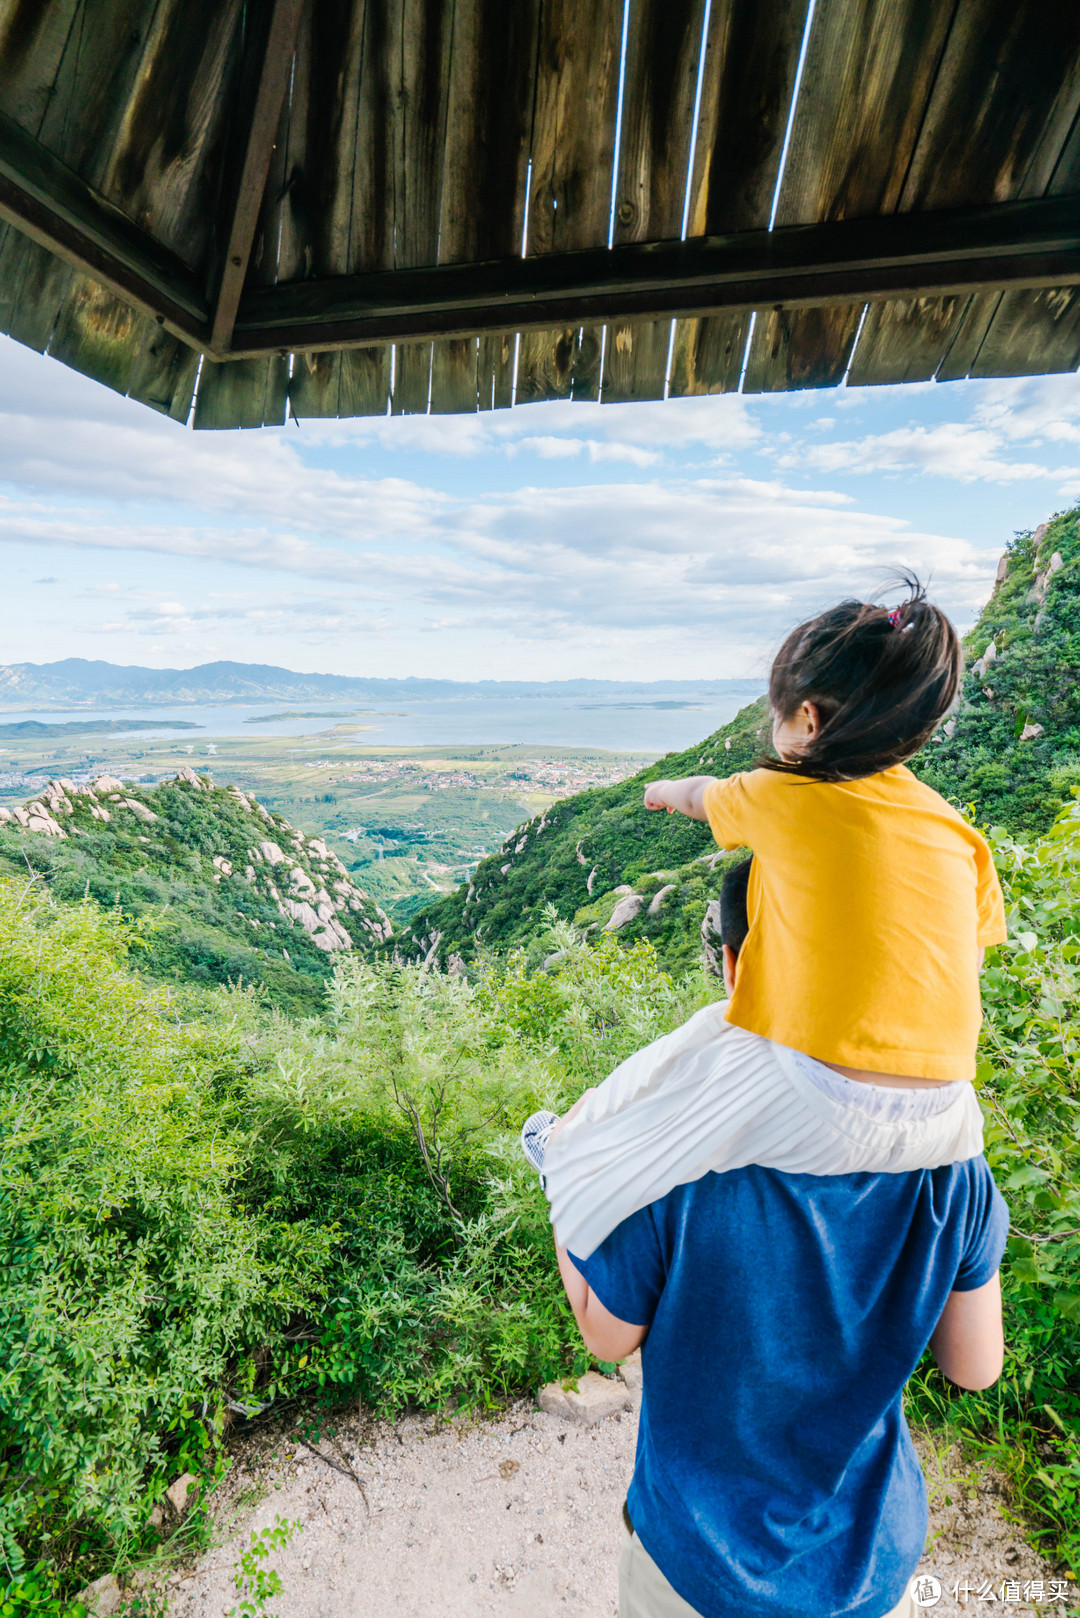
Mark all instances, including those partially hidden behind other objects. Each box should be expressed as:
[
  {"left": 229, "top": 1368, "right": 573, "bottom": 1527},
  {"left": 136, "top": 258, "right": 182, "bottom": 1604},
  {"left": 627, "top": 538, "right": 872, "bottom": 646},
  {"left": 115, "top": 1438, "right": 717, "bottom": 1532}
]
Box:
[{"left": 763, "top": 576, "right": 961, "bottom": 783}]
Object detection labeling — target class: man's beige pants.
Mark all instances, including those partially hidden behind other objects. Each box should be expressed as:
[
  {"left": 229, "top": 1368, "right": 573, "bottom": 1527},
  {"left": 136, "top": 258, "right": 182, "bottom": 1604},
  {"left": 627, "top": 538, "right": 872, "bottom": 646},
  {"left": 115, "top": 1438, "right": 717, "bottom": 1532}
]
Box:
[{"left": 618, "top": 1522, "right": 919, "bottom": 1618}]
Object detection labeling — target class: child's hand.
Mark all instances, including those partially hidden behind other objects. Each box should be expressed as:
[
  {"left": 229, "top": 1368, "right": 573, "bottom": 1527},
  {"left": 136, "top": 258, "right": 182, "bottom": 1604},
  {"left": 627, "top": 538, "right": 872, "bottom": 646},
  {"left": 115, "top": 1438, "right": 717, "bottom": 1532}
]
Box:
[
  {"left": 643, "top": 776, "right": 718, "bottom": 822},
  {"left": 643, "top": 780, "right": 676, "bottom": 812}
]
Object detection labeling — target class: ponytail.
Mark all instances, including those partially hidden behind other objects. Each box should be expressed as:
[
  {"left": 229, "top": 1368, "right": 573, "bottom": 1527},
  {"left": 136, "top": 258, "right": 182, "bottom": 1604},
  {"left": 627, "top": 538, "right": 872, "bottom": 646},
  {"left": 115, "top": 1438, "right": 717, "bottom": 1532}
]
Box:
[{"left": 762, "top": 575, "right": 962, "bottom": 782}]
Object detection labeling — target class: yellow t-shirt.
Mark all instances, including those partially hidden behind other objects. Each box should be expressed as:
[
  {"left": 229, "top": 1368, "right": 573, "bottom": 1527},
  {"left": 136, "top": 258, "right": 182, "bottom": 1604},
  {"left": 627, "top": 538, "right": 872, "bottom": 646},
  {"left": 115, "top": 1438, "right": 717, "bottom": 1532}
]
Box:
[{"left": 702, "top": 765, "right": 1007, "bottom": 1082}]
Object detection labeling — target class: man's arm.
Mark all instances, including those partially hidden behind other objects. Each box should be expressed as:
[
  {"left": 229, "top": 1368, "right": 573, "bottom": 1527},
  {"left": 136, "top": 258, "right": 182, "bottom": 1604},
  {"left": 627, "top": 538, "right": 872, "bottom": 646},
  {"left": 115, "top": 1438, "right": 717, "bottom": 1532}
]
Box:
[
  {"left": 556, "top": 1241, "right": 649, "bottom": 1361},
  {"left": 643, "top": 776, "right": 717, "bottom": 821},
  {"left": 929, "top": 1271, "right": 1004, "bottom": 1390}
]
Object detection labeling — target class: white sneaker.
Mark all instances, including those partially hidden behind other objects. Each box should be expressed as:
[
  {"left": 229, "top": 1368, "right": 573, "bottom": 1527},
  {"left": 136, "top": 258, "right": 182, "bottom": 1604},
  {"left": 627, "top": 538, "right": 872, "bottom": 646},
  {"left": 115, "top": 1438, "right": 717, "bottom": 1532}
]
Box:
[{"left": 520, "top": 1110, "right": 560, "bottom": 1184}]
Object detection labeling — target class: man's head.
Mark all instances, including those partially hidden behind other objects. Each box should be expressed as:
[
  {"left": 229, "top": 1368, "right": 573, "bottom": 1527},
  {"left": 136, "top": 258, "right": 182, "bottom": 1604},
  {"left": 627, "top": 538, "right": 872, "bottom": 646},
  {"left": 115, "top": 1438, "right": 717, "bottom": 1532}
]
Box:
[{"left": 719, "top": 856, "right": 752, "bottom": 997}]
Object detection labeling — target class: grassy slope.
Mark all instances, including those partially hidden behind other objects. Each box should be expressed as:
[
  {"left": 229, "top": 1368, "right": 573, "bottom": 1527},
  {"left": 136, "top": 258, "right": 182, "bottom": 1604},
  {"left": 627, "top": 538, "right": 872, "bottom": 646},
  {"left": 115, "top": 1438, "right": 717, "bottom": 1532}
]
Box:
[
  {"left": 394, "top": 695, "right": 770, "bottom": 973},
  {"left": 914, "top": 504, "right": 1080, "bottom": 834},
  {"left": 0, "top": 770, "right": 391, "bottom": 1014}
]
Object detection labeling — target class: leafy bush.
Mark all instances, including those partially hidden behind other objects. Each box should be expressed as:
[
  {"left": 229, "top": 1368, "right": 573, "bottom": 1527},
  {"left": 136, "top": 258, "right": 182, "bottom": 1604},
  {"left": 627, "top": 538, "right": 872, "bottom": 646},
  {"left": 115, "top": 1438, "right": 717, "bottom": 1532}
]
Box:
[
  {"left": 0, "top": 882, "right": 703, "bottom": 1594},
  {"left": 906, "top": 797, "right": 1080, "bottom": 1565}
]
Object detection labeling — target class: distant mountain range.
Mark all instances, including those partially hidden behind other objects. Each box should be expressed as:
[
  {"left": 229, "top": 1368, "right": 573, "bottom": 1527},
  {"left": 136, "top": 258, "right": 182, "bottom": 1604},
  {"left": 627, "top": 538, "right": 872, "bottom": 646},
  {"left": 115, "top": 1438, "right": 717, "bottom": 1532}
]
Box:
[{"left": 0, "top": 659, "right": 763, "bottom": 711}]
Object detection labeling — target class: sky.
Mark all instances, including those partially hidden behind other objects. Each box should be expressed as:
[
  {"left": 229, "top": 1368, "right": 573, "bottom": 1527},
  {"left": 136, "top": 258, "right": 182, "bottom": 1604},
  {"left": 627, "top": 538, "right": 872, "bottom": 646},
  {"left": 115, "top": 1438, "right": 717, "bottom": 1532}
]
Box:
[{"left": 1, "top": 331, "right": 1079, "bottom": 684}]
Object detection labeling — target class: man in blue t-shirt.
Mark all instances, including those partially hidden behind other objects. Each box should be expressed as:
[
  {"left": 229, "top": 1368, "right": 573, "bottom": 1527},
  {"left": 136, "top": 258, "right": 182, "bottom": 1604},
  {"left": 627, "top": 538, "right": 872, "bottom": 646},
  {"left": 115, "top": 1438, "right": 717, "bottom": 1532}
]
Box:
[{"left": 555, "top": 859, "right": 1009, "bottom": 1618}]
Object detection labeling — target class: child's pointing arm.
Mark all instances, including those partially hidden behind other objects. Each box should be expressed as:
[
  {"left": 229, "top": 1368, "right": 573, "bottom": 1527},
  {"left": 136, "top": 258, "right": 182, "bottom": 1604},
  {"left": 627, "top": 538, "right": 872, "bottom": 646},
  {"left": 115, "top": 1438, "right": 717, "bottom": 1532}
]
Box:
[{"left": 643, "top": 776, "right": 718, "bottom": 821}]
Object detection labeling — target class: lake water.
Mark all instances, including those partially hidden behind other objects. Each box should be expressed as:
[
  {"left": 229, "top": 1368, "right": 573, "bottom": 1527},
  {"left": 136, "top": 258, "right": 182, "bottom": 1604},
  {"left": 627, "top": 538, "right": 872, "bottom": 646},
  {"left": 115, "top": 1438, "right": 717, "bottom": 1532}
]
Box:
[{"left": 0, "top": 687, "right": 764, "bottom": 755}]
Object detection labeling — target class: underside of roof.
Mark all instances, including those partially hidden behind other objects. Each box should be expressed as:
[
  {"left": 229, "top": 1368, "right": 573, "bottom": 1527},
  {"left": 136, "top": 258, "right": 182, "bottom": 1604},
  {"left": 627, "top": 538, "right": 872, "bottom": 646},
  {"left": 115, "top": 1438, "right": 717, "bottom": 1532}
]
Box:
[{"left": 0, "top": 0, "right": 1079, "bottom": 428}]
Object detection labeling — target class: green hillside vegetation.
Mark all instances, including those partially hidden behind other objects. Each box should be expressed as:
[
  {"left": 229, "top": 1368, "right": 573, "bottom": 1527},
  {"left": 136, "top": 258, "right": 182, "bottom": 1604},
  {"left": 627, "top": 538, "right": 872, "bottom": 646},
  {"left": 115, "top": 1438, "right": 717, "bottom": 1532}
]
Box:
[
  {"left": 394, "top": 694, "right": 771, "bottom": 974},
  {"left": 915, "top": 505, "right": 1080, "bottom": 834},
  {"left": 0, "top": 768, "right": 391, "bottom": 1015}
]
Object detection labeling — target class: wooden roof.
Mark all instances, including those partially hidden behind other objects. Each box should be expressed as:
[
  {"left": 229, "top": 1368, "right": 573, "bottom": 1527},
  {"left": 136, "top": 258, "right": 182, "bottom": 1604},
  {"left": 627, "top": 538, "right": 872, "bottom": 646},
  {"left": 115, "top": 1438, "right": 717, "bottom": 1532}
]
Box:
[{"left": 1, "top": 0, "right": 1079, "bottom": 428}]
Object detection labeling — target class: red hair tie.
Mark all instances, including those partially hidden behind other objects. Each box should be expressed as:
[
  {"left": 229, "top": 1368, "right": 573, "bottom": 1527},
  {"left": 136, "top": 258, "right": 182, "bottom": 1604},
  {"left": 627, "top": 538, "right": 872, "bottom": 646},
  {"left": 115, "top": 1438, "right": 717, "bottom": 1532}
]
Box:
[{"left": 887, "top": 607, "right": 904, "bottom": 627}]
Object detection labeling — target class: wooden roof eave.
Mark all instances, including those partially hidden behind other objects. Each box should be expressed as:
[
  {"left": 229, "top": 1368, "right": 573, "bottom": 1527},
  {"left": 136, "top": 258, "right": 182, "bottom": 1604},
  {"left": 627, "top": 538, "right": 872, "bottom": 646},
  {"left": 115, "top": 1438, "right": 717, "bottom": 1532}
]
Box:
[
  {"left": 0, "top": 106, "right": 1076, "bottom": 365},
  {"left": 228, "top": 195, "right": 1080, "bottom": 359}
]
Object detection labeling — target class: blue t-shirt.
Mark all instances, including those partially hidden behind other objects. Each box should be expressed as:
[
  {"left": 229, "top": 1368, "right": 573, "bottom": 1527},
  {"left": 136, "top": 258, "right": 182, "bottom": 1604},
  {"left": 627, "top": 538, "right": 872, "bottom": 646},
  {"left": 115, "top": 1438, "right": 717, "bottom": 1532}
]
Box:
[{"left": 571, "top": 1159, "right": 1008, "bottom": 1618}]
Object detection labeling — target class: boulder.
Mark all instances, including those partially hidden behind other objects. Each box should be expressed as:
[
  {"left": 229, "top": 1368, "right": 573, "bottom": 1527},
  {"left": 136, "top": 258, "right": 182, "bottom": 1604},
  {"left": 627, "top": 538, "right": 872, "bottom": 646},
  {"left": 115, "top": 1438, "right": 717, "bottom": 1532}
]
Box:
[
  {"left": 123, "top": 799, "right": 158, "bottom": 823},
  {"left": 165, "top": 1471, "right": 198, "bottom": 1517},
  {"left": 176, "top": 766, "right": 203, "bottom": 790},
  {"left": 538, "top": 1372, "right": 632, "bottom": 1427},
  {"left": 647, "top": 883, "right": 676, "bottom": 915},
  {"left": 1019, "top": 722, "right": 1045, "bottom": 743},
  {"left": 93, "top": 775, "right": 126, "bottom": 793},
  {"left": 618, "top": 1350, "right": 643, "bottom": 1398},
  {"left": 259, "top": 840, "right": 287, "bottom": 866},
  {"left": 701, "top": 899, "right": 724, "bottom": 979},
  {"left": 73, "top": 1574, "right": 124, "bottom": 1616},
  {"left": 606, "top": 893, "right": 643, "bottom": 931}
]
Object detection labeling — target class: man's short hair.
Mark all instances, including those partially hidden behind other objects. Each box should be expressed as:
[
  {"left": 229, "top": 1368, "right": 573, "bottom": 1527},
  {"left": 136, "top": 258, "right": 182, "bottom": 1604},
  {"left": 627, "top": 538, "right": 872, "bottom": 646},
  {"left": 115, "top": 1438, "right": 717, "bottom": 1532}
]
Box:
[{"left": 719, "top": 856, "right": 753, "bottom": 956}]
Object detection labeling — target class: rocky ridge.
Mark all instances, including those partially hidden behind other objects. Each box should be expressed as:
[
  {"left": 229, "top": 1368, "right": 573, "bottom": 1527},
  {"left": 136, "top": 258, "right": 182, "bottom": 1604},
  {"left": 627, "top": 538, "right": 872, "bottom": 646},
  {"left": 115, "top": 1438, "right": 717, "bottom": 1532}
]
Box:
[
  {"left": 0, "top": 767, "right": 393, "bottom": 1009},
  {"left": 0, "top": 765, "right": 391, "bottom": 955}
]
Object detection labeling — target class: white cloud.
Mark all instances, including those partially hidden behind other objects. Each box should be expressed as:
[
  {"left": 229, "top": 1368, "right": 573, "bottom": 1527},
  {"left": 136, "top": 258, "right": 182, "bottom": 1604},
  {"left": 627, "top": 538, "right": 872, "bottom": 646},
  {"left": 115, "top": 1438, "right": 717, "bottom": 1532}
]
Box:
[{"left": 777, "top": 422, "right": 1072, "bottom": 483}]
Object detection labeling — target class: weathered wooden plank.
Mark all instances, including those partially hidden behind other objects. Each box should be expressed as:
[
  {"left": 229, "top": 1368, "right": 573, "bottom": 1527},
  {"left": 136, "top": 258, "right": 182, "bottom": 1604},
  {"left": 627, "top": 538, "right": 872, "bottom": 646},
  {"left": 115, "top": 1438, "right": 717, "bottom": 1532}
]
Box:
[
  {"left": 47, "top": 271, "right": 145, "bottom": 391},
  {"left": 607, "top": 0, "right": 703, "bottom": 407},
  {"left": 601, "top": 319, "right": 670, "bottom": 403},
  {"left": 846, "top": 294, "right": 967, "bottom": 385},
  {"left": 429, "top": 337, "right": 478, "bottom": 413},
  {"left": 686, "top": 0, "right": 812, "bottom": 237},
  {"left": 899, "top": 3, "right": 1080, "bottom": 213},
  {"left": 571, "top": 326, "right": 603, "bottom": 402},
  {"left": 438, "top": 0, "right": 540, "bottom": 264},
  {"left": 102, "top": 0, "right": 249, "bottom": 274},
  {"left": 516, "top": 327, "right": 576, "bottom": 404},
  {"left": 773, "top": 0, "right": 954, "bottom": 229},
  {"left": 193, "top": 355, "right": 288, "bottom": 428},
  {"left": 0, "top": 3, "right": 82, "bottom": 132},
  {"left": 614, "top": 0, "right": 706, "bottom": 246},
  {"left": 338, "top": 344, "right": 391, "bottom": 414},
  {"left": 527, "top": 0, "right": 622, "bottom": 255},
  {"left": 675, "top": 0, "right": 810, "bottom": 392},
  {"left": 210, "top": 0, "right": 305, "bottom": 349},
  {"left": 934, "top": 292, "right": 1001, "bottom": 382},
  {"left": 296, "top": 0, "right": 452, "bottom": 278},
  {"left": 668, "top": 312, "right": 750, "bottom": 395},
  {"left": 748, "top": 0, "right": 955, "bottom": 392},
  {"left": 290, "top": 344, "right": 392, "bottom": 417},
  {"left": 0, "top": 0, "right": 167, "bottom": 378},
  {"left": 477, "top": 331, "right": 514, "bottom": 410},
  {"left": 35, "top": 0, "right": 158, "bottom": 186},
  {"left": 861, "top": 0, "right": 1080, "bottom": 389},
  {"left": 391, "top": 340, "right": 432, "bottom": 414},
  {"left": 742, "top": 304, "right": 862, "bottom": 393},
  {"left": 516, "top": 0, "right": 622, "bottom": 403},
  {"left": 0, "top": 230, "right": 72, "bottom": 351},
  {"left": 126, "top": 322, "right": 200, "bottom": 420},
  {"left": 969, "top": 288, "right": 1080, "bottom": 379},
  {"left": 288, "top": 350, "right": 343, "bottom": 417}
]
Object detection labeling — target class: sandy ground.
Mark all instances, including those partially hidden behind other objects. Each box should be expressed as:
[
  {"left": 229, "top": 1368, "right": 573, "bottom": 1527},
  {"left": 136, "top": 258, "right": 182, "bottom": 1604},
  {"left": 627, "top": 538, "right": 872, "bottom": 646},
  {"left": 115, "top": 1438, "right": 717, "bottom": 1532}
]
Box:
[{"left": 149, "top": 1390, "right": 1062, "bottom": 1618}]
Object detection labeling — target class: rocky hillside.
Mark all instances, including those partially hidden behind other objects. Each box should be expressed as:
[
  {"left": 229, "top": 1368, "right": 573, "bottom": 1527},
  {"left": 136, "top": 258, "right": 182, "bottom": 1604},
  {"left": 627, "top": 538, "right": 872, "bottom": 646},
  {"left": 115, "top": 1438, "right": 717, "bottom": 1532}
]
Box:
[
  {"left": 0, "top": 766, "right": 391, "bottom": 1013},
  {"left": 915, "top": 503, "right": 1080, "bottom": 834},
  {"left": 394, "top": 694, "right": 771, "bottom": 976}
]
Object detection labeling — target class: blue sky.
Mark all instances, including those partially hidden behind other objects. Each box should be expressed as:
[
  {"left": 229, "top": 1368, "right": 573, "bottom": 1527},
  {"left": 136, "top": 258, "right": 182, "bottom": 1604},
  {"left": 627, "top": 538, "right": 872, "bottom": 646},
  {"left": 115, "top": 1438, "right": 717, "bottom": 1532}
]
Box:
[{"left": 1, "top": 332, "right": 1079, "bottom": 683}]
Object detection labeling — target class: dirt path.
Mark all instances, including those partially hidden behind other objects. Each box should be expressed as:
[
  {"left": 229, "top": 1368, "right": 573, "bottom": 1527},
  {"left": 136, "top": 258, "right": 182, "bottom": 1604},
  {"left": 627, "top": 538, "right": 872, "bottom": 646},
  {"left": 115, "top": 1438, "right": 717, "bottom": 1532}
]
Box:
[{"left": 156, "top": 1389, "right": 1058, "bottom": 1618}]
